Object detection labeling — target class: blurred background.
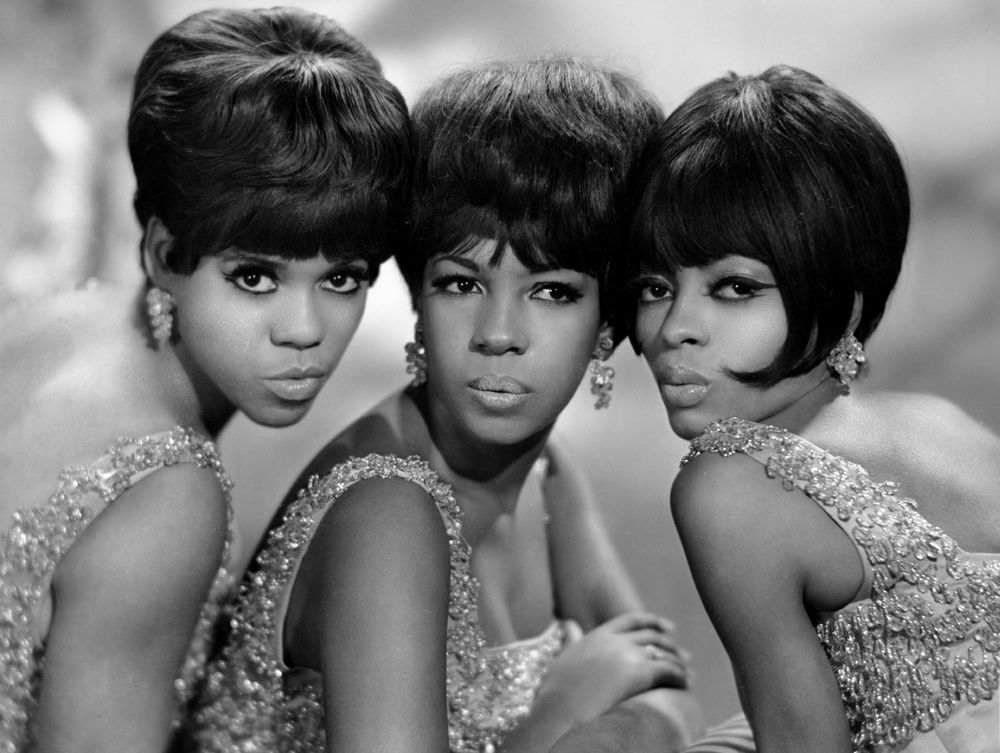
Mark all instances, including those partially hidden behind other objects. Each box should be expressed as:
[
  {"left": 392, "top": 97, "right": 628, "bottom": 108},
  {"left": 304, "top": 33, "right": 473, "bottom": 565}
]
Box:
[{"left": 2, "top": 0, "right": 998, "bottom": 728}]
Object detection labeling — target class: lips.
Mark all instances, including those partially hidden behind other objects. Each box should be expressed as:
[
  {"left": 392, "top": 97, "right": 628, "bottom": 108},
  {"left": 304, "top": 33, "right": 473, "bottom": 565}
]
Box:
[
  {"left": 468, "top": 374, "right": 530, "bottom": 410},
  {"left": 655, "top": 365, "right": 709, "bottom": 409},
  {"left": 265, "top": 365, "right": 328, "bottom": 403}
]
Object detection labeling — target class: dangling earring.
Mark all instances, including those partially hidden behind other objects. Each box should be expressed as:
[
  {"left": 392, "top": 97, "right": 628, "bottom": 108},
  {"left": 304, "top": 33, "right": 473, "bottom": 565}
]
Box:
[
  {"left": 825, "top": 332, "right": 866, "bottom": 389},
  {"left": 589, "top": 335, "right": 615, "bottom": 410},
  {"left": 146, "top": 286, "right": 175, "bottom": 348},
  {"left": 404, "top": 320, "right": 427, "bottom": 387}
]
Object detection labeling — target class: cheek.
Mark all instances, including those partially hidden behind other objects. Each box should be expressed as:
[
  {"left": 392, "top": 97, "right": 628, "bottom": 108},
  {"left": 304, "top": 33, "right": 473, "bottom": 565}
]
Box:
[
  {"left": 420, "top": 308, "right": 466, "bottom": 374},
  {"left": 322, "top": 296, "right": 367, "bottom": 352},
  {"left": 722, "top": 310, "right": 788, "bottom": 372}
]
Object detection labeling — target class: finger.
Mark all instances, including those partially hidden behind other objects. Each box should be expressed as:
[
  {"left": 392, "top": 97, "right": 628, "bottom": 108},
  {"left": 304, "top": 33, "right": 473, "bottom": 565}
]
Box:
[
  {"left": 645, "top": 650, "right": 690, "bottom": 689},
  {"left": 562, "top": 619, "right": 585, "bottom": 644},
  {"left": 628, "top": 629, "right": 691, "bottom": 661},
  {"left": 603, "top": 612, "right": 676, "bottom": 635}
]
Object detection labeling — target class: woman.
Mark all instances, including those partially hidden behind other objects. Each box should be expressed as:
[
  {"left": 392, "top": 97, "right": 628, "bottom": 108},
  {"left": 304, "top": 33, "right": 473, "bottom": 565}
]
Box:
[
  {"left": 192, "top": 57, "right": 698, "bottom": 753},
  {"left": 624, "top": 65, "right": 1000, "bottom": 752},
  {"left": 0, "top": 7, "right": 410, "bottom": 752}
]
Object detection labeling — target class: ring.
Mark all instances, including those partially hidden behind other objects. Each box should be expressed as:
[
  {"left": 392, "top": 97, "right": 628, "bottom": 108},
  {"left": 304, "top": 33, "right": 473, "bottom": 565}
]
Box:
[{"left": 645, "top": 644, "right": 668, "bottom": 661}]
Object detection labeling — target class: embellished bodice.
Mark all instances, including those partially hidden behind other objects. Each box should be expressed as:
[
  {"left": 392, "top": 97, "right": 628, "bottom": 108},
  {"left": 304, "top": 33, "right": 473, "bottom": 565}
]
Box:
[
  {"left": 685, "top": 417, "right": 1000, "bottom": 752},
  {"left": 0, "top": 427, "right": 234, "bottom": 753},
  {"left": 191, "top": 453, "right": 567, "bottom": 753}
]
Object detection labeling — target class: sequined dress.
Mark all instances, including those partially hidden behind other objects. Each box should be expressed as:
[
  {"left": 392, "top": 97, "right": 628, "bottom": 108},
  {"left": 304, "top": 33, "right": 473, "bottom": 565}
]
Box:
[
  {"left": 191, "top": 453, "right": 569, "bottom": 753},
  {"left": 685, "top": 417, "right": 1000, "bottom": 753},
  {"left": 0, "top": 427, "right": 234, "bottom": 752}
]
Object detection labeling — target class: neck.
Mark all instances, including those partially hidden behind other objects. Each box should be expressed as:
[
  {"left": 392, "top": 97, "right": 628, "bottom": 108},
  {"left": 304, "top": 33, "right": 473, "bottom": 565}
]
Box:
[
  {"left": 134, "top": 287, "right": 236, "bottom": 438},
  {"left": 768, "top": 366, "right": 848, "bottom": 434},
  {"left": 405, "top": 386, "right": 551, "bottom": 522}
]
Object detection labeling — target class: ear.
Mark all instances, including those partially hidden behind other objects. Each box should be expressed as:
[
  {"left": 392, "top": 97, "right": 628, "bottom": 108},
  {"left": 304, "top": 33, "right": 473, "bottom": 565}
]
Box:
[
  {"left": 141, "top": 215, "right": 176, "bottom": 287},
  {"left": 596, "top": 322, "right": 614, "bottom": 352}
]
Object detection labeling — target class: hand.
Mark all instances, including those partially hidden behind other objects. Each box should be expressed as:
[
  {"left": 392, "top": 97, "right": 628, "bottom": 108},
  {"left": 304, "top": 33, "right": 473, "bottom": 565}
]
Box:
[{"left": 535, "top": 613, "right": 690, "bottom": 724}]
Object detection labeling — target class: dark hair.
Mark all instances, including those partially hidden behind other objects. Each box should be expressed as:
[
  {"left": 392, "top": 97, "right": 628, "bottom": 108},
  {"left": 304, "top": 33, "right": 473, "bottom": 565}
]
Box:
[
  {"left": 399, "top": 56, "right": 662, "bottom": 338},
  {"left": 625, "top": 64, "right": 910, "bottom": 383},
  {"left": 128, "top": 6, "right": 412, "bottom": 277}
]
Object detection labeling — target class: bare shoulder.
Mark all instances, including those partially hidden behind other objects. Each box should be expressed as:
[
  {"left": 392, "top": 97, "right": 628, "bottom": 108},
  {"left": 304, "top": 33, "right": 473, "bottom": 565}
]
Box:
[
  {"left": 54, "top": 462, "right": 230, "bottom": 629},
  {"left": 541, "top": 431, "right": 593, "bottom": 506},
  {"left": 671, "top": 449, "right": 826, "bottom": 579}
]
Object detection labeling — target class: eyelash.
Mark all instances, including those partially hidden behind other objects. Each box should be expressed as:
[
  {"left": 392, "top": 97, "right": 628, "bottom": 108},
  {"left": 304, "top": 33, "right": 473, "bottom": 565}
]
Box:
[
  {"left": 429, "top": 274, "right": 480, "bottom": 295},
  {"left": 710, "top": 276, "right": 770, "bottom": 299},
  {"left": 225, "top": 264, "right": 277, "bottom": 294}
]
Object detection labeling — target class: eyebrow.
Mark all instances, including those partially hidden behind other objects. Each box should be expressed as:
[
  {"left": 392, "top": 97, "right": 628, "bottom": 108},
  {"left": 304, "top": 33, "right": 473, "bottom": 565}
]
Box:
[
  {"left": 217, "top": 249, "right": 287, "bottom": 268},
  {"left": 430, "top": 254, "right": 480, "bottom": 272}
]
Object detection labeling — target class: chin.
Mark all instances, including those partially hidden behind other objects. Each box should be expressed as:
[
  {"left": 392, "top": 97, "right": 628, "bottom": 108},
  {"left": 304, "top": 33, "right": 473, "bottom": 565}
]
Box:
[
  {"left": 243, "top": 402, "right": 313, "bottom": 429},
  {"left": 666, "top": 410, "right": 711, "bottom": 442}
]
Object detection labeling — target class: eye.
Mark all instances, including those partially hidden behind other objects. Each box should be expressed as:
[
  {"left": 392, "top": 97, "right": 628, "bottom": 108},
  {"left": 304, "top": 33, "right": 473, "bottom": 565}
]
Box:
[
  {"left": 712, "top": 276, "right": 772, "bottom": 300},
  {"left": 226, "top": 265, "right": 278, "bottom": 294},
  {"left": 321, "top": 272, "right": 364, "bottom": 294},
  {"left": 635, "top": 277, "right": 673, "bottom": 303},
  {"left": 531, "top": 283, "right": 582, "bottom": 304},
  {"left": 430, "top": 274, "right": 482, "bottom": 295}
]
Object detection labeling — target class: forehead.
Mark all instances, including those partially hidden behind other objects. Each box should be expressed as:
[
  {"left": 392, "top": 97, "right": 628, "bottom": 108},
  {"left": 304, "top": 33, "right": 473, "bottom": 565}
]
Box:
[
  {"left": 640, "top": 253, "right": 774, "bottom": 276},
  {"left": 428, "top": 237, "right": 572, "bottom": 275}
]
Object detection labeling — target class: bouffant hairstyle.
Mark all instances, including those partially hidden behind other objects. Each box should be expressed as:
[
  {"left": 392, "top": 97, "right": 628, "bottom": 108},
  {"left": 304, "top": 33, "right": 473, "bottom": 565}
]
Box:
[
  {"left": 398, "top": 56, "right": 662, "bottom": 338},
  {"left": 129, "top": 6, "right": 412, "bottom": 278},
  {"left": 625, "top": 64, "right": 910, "bottom": 383}
]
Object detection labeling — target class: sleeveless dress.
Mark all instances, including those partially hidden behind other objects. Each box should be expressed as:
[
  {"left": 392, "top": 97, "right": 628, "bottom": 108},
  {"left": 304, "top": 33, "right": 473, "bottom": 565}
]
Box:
[
  {"left": 685, "top": 417, "right": 1000, "bottom": 753},
  {"left": 0, "top": 427, "right": 235, "bottom": 752},
  {"left": 191, "top": 453, "right": 570, "bottom": 753}
]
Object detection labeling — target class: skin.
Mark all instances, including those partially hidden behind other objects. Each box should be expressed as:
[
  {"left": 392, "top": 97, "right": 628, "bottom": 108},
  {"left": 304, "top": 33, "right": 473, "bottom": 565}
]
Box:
[
  {"left": 633, "top": 253, "right": 1000, "bottom": 753},
  {"left": 279, "top": 240, "right": 695, "bottom": 753},
  {"left": 0, "top": 215, "right": 370, "bottom": 753}
]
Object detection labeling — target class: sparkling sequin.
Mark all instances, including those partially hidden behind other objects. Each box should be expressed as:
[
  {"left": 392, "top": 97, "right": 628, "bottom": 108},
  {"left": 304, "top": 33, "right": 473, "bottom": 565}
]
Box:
[
  {"left": 685, "top": 417, "right": 1000, "bottom": 752},
  {"left": 191, "top": 454, "right": 565, "bottom": 753},
  {"left": 0, "top": 427, "right": 234, "bottom": 753}
]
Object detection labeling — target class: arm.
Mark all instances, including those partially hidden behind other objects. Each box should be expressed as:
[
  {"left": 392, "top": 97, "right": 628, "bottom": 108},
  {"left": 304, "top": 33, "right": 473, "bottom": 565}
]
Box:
[
  {"left": 34, "top": 464, "right": 229, "bottom": 753},
  {"left": 286, "top": 477, "right": 452, "bottom": 753},
  {"left": 671, "top": 453, "right": 853, "bottom": 753},
  {"left": 548, "top": 688, "right": 705, "bottom": 753},
  {"left": 543, "top": 435, "right": 643, "bottom": 625}
]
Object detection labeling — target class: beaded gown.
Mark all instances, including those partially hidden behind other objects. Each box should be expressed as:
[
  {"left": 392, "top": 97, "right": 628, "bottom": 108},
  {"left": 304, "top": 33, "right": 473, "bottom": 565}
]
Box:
[
  {"left": 191, "top": 453, "right": 570, "bottom": 753},
  {"left": 685, "top": 417, "right": 1000, "bottom": 753},
  {"left": 0, "top": 427, "right": 234, "bottom": 752}
]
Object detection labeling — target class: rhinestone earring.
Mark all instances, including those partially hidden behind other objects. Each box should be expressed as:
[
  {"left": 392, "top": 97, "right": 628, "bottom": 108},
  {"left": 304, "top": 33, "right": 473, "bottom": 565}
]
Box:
[
  {"left": 589, "top": 335, "right": 615, "bottom": 409},
  {"left": 826, "top": 332, "right": 866, "bottom": 389},
  {"left": 146, "top": 286, "right": 175, "bottom": 348},
  {"left": 404, "top": 320, "right": 427, "bottom": 386}
]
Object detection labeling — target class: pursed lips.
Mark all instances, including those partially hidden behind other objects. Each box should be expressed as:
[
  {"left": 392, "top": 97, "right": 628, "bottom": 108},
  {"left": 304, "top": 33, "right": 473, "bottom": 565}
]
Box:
[
  {"left": 656, "top": 364, "right": 709, "bottom": 409},
  {"left": 264, "top": 365, "right": 329, "bottom": 402},
  {"left": 467, "top": 374, "right": 531, "bottom": 410},
  {"left": 469, "top": 374, "right": 529, "bottom": 394}
]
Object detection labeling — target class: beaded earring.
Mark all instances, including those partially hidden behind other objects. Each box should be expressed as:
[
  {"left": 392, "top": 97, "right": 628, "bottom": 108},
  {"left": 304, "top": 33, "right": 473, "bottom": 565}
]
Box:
[
  {"left": 146, "top": 286, "right": 176, "bottom": 348},
  {"left": 404, "top": 320, "right": 428, "bottom": 387},
  {"left": 825, "top": 332, "right": 866, "bottom": 389},
  {"left": 589, "top": 335, "right": 615, "bottom": 409}
]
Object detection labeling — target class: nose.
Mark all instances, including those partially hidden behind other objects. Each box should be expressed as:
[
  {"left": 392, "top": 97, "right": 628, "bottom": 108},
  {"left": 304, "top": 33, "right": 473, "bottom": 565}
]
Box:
[
  {"left": 656, "top": 291, "right": 708, "bottom": 349},
  {"left": 270, "top": 290, "right": 324, "bottom": 349},
  {"left": 472, "top": 295, "right": 525, "bottom": 355}
]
